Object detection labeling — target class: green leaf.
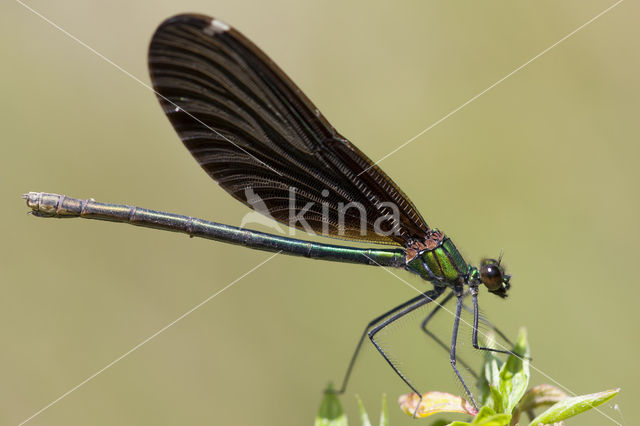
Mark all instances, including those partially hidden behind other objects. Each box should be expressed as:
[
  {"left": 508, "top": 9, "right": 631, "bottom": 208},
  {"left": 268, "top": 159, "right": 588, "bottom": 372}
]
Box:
[
  {"left": 356, "top": 394, "right": 389, "bottom": 426},
  {"left": 497, "top": 328, "right": 530, "bottom": 414},
  {"left": 443, "top": 408, "right": 510, "bottom": 426},
  {"left": 473, "top": 406, "right": 496, "bottom": 419},
  {"left": 489, "top": 386, "right": 505, "bottom": 414},
  {"left": 527, "top": 388, "right": 620, "bottom": 426},
  {"left": 355, "top": 395, "right": 371, "bottom": 426},
  {"left": 471, "top": 414, "right": 511, "bottom": 426},
  {"left": 429, "top": 420, "right": 454, "bottom": 426},
  {"left": 470, "top": 407, "right": 511, "bottom": 425},
  {"left": 511, "top": 384, "right": 567, "bottom": 425},
  {"left": 316, "top": 385, "right": 348, "bottom": 426},
  {"left": 379, "top": 394, "right": 388, "bottom": 426},
  {"left": 478, "top": 332, "right": 504, "bottom": 409}
]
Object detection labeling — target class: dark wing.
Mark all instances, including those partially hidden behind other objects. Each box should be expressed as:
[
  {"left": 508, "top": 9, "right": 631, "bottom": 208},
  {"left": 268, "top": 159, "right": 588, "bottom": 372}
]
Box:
[{"left": 148, "top": 14, "right": 429, "bottom": 245}]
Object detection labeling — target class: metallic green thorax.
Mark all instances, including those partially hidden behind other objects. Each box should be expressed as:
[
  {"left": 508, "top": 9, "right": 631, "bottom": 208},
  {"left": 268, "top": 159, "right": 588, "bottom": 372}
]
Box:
[{"left": 405, "top": 231, "right": 471, "bottom": 285}]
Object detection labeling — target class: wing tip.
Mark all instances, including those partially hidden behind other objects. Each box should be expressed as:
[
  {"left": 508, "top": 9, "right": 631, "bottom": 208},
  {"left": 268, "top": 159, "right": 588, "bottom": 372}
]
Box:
[{"left": 155, "top": 13, "right": 230, "bottom": 35}]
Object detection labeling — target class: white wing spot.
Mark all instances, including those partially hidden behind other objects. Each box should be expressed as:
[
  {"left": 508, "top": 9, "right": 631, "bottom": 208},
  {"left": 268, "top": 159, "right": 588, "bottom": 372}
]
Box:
[{"left": 205, "top": 18, "right": 230, "bottom": 35}]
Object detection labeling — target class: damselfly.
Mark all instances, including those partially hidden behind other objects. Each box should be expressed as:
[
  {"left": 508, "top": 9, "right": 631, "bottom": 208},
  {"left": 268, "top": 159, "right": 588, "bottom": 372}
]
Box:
[{"left": 25, "top": 14, "right": 518, "bottom": 408}]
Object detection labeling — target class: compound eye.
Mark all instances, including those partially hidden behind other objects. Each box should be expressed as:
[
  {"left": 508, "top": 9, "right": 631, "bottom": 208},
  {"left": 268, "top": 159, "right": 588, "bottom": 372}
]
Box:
[{"left": 480, "top": 259, "right": 504, "bottom": 291}]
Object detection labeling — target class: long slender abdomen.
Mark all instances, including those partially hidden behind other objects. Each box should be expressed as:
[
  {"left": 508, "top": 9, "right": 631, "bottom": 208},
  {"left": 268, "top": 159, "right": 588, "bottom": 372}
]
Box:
[{"left": 23, "top": 192, "right": 406, "bottom": 267}]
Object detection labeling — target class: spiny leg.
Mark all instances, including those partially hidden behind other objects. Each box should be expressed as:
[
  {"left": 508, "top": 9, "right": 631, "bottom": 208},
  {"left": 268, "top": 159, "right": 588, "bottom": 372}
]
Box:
[
  {"left": 450, "top": 288, "right": 478, "bottom": 409},
  {"left": 335, "top": 291, "right": 437, "bottom": 394},
  {"left": 470, "top": 286, "right": 520, "bottom": 357},
  {"left": 434, "top": 291, "right": 513, "bottom": 348},
  {"left": 422, "top": 289, "right": 519, "bottom": 383},
  {"left": 420, "top": 290, "right": 455, "bottom": 331},
  {"left": 366, "top": 286, "right": 446, "bottom": 393},
  {"left": 462, "top": 300, "right": 514, "bottom": 348},
  {"left": 420, "top": 291, "right": 480, "bottom": 380}
]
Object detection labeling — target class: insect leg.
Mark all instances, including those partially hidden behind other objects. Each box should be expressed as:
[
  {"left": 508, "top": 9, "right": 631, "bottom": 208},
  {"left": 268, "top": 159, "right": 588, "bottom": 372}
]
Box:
[
  {"left": 366, "top": 286, "right": 446, "bottom": 395},
  {"left": 470, "top": 286, "right": 520, "bottom": 357},
  {"left": 462, "top": 299, "right": 514, "bottom": 349},
  {"left": 336, "top": 291, "right": 432, "bottom": 394},
  {"left": 450, "top": 288, "right": 478, "bottom": 409},
  {"left": 421, "top": 290, "right": 479, "bottom": 380}
]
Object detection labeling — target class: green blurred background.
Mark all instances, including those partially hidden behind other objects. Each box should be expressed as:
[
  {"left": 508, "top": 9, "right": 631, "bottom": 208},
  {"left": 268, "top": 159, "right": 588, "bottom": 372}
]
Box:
[{"left": 2, "top": 1, "right": 637, "bottom": 425}]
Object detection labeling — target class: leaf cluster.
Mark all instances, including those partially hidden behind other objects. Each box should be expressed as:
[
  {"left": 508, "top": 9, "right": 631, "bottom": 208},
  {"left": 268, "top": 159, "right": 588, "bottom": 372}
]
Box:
[{"left": 316, "top": 329, "right": 619, "bottom": 426}]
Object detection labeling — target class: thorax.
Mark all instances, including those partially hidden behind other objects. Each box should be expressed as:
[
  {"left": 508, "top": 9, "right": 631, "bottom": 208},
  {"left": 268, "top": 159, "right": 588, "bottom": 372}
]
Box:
[{"left": 405, "top": 230, "right": 471, "bottom": 286}]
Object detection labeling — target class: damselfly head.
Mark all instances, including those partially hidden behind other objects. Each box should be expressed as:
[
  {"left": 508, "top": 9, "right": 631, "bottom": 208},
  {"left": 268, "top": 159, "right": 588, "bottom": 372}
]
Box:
[{"left": 479, "top": 258, "right": 511, "bottom": 298}]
